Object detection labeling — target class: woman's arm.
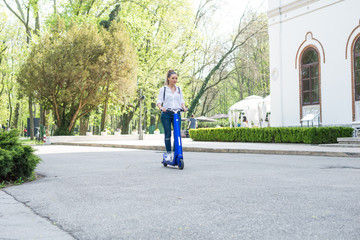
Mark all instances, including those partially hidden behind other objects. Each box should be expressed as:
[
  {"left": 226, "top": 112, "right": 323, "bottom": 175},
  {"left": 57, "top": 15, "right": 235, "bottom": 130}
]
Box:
[
  {"left": 156, "top": 88, "right": 166, "bottom": 112},
  {"left": 157, "top": 103, "right": 166, "bottom": 112},
  {"left": 181, "top": 103, "right": 188, "bottom": 112}
]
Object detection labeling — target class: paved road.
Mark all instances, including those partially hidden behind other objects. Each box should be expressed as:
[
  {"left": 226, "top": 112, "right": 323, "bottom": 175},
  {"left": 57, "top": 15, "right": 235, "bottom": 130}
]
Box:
[{"left": 3, "top": 145, "right": 360, "bottom": 240}]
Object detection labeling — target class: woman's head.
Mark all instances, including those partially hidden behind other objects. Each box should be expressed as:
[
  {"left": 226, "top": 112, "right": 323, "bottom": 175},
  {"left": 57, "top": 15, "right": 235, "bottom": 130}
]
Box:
[{"left": 166, "top": 70, "right": 178, "bottom": 85}]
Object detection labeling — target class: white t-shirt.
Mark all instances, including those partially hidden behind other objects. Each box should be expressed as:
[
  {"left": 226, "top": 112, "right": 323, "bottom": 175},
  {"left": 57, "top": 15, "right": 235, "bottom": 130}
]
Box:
[{"left": 156, "top": 86, "right": 185, "bottom": 110}]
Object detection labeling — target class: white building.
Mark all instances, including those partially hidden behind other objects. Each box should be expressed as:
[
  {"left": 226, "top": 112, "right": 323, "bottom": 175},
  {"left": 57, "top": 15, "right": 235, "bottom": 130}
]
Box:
[{"left": 268, "top": 0, "right": 360, "bottom": 127}]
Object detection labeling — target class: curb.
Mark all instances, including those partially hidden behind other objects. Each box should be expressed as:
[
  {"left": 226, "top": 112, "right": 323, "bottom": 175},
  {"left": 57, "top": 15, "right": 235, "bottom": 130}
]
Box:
[{"left": 51, "top": 142, "right": 360, "bottom": 158}]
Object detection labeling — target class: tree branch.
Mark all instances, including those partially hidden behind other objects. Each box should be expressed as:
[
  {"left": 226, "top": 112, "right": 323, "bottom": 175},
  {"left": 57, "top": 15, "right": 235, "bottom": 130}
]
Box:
[
  {"left": 96, "top": 0, "right": 121, "bottom": 18},
  {"left": 3, "top": 0, "right": 26, "bottom": 26}
]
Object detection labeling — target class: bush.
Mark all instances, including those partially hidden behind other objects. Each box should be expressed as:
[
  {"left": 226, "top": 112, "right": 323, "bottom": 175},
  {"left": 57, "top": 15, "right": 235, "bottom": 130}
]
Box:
[
  {"left": 0, "top": 148, "right": 13, "bottom": 178},
  {"left": 189, "top": 126, "right": 353, "bottom": 144},
  {"left": 197, "top": 119, "right": 229, "bottom": 128},
  {"left": 0, "top": 130, "right": 41, "bottom": 182}
]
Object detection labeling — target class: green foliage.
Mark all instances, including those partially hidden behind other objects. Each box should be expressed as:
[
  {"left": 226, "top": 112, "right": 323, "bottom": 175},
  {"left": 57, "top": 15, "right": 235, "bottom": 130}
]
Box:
[
  {"left": 230, "top": 13, "right": 270, "bottom": 101},
  {"left": 186, "top": 11, "right": 269, "bottom": 117},
  {"left": 0, "top": 129, "right": 41, "bottom": 182},
  {"left": 119, "top": 0, "right": 198, "bottom": 123},
  {"left": 54, "top": 128, "right": 74, "bottom": 136},
  {"left": 18, "top": 20, "right": 137, "bottom": 135},
  {"left": 197, "top": 119, "right": 229, "bottom": 128},
  {"left": 0, "top": 148, "right": 13, "bottom": 178},
  {"left": 190, "top": 127, "right": 354, "bottom": 144},
  {"left": 100, "top": 4, "right": 120, "bottom": 30}
]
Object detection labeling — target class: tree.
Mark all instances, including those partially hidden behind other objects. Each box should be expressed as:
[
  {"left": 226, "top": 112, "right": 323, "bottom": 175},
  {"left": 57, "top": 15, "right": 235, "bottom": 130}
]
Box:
[
  {"left": 99, "top": 3, "right": 121, "bottom": 132},
  {"left": 229, "top": 13, "right": 269, "bottom": 101},
  {"left": 18, "top": 21, "right": 137, "bottom": 135},
  {"left": 0, "top": 13, "right": 8, "bottom": 123},
  {"left": 118, "top": 0, "right": 202, "bottom": 133},
  {"left": 186, "top": 10, "right": 267, "bottom": 117},
  {"left": 197, "top": 13, "right": 270, "bottom": 117},
  {"left": 45, "top": 0, "right": 127, "bottom": 134},
  {"left": 3, "top": 0, "right": 41, "bottom": 139}
]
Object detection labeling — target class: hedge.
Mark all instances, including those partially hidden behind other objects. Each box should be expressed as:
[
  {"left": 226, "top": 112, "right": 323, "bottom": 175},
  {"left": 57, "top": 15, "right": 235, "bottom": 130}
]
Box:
[
  {"left": 0, "top": 130, "right": 41, "bottom": 182},
  {"left": 189, "top": 127, "right": 354, "bottom": 144}
]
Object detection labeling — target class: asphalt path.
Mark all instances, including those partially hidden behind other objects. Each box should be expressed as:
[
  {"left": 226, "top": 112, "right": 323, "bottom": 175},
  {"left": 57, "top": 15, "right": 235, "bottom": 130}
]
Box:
[{"left": 3, "top": 145, "right": 360, "bottom": 240}]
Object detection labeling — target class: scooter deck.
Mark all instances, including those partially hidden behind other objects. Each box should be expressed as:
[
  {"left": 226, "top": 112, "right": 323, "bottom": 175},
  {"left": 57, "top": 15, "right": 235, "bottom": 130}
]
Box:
[
  {"left": 162, "top": 153, "right": 181, "bottom": 166},
  {"left": 162, "top": 153, "right": 183, "bottom": 169}
]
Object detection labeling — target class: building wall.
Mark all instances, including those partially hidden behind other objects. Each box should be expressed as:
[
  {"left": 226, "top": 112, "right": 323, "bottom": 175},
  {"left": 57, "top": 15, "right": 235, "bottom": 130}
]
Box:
[{"left": 268, "top": 0, "right": 360, "bottom": 126}]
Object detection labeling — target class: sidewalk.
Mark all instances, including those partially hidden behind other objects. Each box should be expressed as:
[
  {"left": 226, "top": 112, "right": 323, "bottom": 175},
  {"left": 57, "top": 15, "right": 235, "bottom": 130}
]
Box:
[
  {"left": 0, "top": 190, "right": 74, "bottom": 240},
  {"left": 49, "top": 134, "right": 360, "bottom": 158}
]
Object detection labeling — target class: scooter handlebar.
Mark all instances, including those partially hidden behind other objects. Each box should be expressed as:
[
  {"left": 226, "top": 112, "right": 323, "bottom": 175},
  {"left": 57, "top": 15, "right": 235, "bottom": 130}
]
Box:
[{"left": 166, "top": 108, "right": 184, "bottom": 113}]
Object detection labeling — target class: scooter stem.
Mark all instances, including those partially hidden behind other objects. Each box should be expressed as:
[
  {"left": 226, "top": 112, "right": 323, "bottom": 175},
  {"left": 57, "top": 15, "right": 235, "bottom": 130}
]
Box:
[{"left": 173, "top": 111, "right": 183, "bottom": 162}]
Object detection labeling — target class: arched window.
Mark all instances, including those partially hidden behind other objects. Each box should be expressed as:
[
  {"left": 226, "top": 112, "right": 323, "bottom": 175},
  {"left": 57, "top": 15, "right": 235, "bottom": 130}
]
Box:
[
  {"left": 301, "top": 48, "right": 319, "bottom": 105},
  {"left": 354, "top": 37, "right": 360, "bottom": 100}
]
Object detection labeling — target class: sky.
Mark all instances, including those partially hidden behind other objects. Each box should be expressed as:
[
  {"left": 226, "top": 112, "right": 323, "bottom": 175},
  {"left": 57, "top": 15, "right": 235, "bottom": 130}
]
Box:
[{"left": 192, "top": 0, "right": 268, "bottom": 35}]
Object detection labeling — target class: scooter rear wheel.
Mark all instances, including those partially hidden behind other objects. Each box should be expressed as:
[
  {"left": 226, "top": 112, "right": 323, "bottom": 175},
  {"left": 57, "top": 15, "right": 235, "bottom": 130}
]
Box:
[{"left": 178, "top": 159, "right": 184, "bottom": 170}]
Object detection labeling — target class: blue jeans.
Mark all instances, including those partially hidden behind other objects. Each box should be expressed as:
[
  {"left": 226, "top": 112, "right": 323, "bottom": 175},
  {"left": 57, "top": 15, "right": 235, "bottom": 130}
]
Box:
[{"left": 161, "top": 111, "right": 181, "bottom": 153}]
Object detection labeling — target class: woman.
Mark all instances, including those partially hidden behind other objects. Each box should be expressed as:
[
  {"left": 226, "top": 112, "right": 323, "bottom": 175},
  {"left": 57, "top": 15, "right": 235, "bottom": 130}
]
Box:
[
  {"left": 156, "top": 70, "right": 188, "bottom": 160},
  {"left": 242, "top": 116, "right": 248, "bottom": 128}
]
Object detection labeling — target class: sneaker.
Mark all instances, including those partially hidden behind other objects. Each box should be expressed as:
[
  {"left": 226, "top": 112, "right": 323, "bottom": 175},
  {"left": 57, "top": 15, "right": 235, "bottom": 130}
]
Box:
[{"left": 164, "top": 152, "right": 173, "bottom": 161}]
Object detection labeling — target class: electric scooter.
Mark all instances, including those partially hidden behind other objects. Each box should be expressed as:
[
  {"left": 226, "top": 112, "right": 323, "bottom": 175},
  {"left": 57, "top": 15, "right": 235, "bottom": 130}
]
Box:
[{"left": 162, "top": 108, "right": 184, "bottom": 170}]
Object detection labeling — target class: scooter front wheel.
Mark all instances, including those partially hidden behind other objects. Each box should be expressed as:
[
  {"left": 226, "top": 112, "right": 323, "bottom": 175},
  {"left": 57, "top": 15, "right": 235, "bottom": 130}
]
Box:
[
  {"left": 178, "top": 159, "right": 184, "bottom": 170},
  {"left": 162, "top": 162, "right": 167, "bottom": 167}
]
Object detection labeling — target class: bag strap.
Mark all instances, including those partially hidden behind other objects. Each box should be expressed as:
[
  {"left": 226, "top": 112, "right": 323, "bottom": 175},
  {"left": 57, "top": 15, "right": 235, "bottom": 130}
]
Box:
[{"left": 163, "top": 86, "right": 166, "bottom": 102}]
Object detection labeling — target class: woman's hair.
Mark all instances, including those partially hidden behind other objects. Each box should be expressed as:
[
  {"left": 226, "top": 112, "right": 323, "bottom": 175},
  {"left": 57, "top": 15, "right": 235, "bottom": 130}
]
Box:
[
  {"left": 165, "top": 69, "right": 177, "bottom": 85},
  {"left": 243, "top": 116, "right": 247, "bottom": 122}
]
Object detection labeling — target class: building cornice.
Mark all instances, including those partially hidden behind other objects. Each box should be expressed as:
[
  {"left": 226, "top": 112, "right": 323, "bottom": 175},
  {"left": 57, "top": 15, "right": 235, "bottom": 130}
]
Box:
[
  {"left": 268, "top": 0, "right": 345, "bottom": 26},
  {"left": 268, "top": 0, "right": 319, "bottom": 18}
]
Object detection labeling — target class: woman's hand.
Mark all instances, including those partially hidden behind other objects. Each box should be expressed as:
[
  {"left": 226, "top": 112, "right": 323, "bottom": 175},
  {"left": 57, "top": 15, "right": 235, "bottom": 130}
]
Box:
[
  {"left": 160, "top": 107, "right": 166, "bottom": 112},
  {"left": 183, "top": 107, "right": 188, "bottom": 112}
]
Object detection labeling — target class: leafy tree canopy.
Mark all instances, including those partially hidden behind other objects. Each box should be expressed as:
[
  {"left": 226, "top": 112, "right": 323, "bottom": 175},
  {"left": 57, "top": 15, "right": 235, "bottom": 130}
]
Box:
[{"left": 18, "top": 19, "right": 137, "bottom": 135}]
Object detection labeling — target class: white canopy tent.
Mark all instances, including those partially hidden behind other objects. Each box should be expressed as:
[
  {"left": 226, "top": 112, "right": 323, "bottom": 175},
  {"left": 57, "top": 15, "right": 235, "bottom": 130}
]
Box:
[
  {"left": 195, "top": 116, "right": 217, "bottom": 122},
  {"left": 228, "top": 95, "right": 271, "bottom": 128}
]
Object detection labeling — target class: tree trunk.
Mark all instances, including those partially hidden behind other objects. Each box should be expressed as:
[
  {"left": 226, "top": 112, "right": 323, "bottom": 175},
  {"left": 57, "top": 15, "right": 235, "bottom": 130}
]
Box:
[
  {"left": 100, "top": 89, "right": 110, "bottom": 132},
  {"left": 121, "top": 109, "right": 137, "bottom": 135},
  {"left": 12, "top": 102, "right": 20, "bottom": 129},
  {"left": 54, "top": 120, "right": 74, "bottom": 135},
  {"left": 116, "top": 115, "right": 121, "bottom": 129},
  {"left": 40, "top": 104, "right": 46, "bottom": 126},
  {"left": 150, "top": 102, "right": 156, "bottom": 128},
  {"left": 100, "top": 100, "right": 108, "bottom": 132},
  {"left": 53, "top": 0, "right": 57, "bottom": 14},
  {"left": 79, "top": 114, "right": 89, "bottom": 135},
  {"left": 92, "top": 116, "right": 100, "bottom": 135},
  {"left": 144, "top": 107, "right": 147, "bottom": 134},
  {"left": 247, "top": 77, "right": 251, "bottom": 96},
  {"left": 8, "top": 89, "right": 12, "bottom": 128},
  {"left": 121, "top": 113, "right": 131, "bottom": 135},
  {"left": 29, "top": 96, "right": 34, "bottom": 140}
]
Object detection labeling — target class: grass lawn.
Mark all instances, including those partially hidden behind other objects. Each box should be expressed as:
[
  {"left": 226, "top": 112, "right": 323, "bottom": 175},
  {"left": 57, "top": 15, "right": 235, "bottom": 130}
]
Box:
[{"left": 19, "top": 138, "right": 43, "bottom": 145}]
